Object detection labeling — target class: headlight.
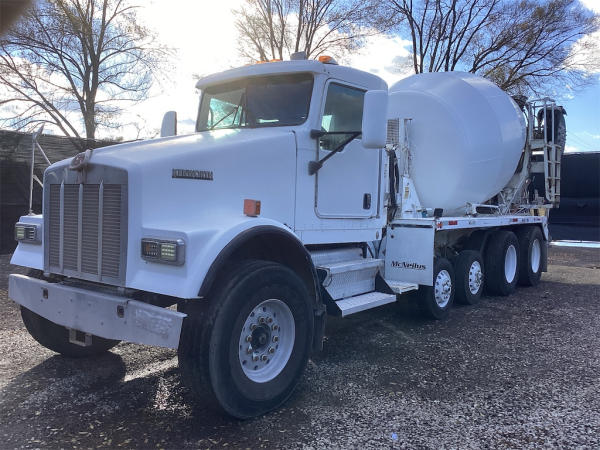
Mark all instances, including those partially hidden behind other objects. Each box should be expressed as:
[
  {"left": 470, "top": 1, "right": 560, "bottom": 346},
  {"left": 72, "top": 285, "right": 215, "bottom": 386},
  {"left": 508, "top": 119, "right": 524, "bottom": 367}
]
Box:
[
  {"left": 14, "top": 223, "right": 41, "bottom": 244},
  {"left": 141, "top": 238, "right": 185, "bottom": 265}
]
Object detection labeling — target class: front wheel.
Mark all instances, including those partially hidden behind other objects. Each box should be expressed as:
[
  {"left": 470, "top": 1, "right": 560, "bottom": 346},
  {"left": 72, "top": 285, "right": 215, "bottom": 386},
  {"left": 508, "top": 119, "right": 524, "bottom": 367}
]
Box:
[{"left": 178, "top": 260, "right": 314, "bottom": 419}]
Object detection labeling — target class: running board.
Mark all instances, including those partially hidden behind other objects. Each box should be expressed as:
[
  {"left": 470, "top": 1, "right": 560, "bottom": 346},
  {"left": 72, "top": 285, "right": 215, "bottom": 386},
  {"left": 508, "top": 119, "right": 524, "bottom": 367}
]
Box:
[{"left": 335, "top": 291, "right": 397, "bottom": 317}]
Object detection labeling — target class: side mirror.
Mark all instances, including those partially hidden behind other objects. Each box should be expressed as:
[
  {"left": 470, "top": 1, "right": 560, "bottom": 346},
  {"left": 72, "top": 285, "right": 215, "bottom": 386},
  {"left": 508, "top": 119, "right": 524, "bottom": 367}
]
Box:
[
  {"left": 160, "top": 111, "right": 177, "bottom": 137},
  {"left": 361, "top": 90, "right": 388, "bottom": 148}
]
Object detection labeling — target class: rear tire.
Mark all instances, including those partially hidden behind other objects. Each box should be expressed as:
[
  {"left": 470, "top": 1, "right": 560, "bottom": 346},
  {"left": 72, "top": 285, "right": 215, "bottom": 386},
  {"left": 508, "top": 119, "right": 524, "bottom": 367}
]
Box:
[
  {"left": 178, "top": 260, "right": 313, "bottom": 419},
  {"left": 517, "top": 226, "right": 544, "bottom": 287},
  {"left": 484, "top": 231, "right": 519, "bottom": 296},
  {"left": 419, "top": 258, "right": 455, "bottom": 320},
  {"left": 453, "top": 250, "right": 484, "bottom": 305}
]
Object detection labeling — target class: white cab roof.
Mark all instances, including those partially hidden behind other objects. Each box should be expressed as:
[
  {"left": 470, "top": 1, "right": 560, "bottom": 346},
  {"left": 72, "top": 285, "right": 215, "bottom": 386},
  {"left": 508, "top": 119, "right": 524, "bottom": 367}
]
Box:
[{"left": 195, "top": 60, "right": 387, "bottom": 91}]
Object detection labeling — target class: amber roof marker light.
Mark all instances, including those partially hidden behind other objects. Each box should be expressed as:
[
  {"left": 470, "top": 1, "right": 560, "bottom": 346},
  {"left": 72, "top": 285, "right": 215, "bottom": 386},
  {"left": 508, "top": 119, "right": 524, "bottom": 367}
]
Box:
[{"left": 318, "top": 55, "right": 338, "bottom": 65}]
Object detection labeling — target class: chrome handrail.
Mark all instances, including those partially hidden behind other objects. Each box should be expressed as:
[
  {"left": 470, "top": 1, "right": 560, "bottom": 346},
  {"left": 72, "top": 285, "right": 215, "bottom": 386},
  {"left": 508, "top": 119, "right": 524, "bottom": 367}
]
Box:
[{"left": 28, "top": 125, "right": 52, "bottom": 215}]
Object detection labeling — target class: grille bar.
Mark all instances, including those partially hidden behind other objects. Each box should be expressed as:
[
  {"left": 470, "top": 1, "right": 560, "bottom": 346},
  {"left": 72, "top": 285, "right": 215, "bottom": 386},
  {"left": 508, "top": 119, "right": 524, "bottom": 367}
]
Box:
[
  {"left": 48, "top": 185, "right": 60, "bottom": 267},
  {"left": 77, "top": 184, "right": 83, "bottom": 272},
  {"left": 98, "top": 182, "right": 103, "bottom": 278},
  {"left": 59, "top": 182, "right": 64, "bottom": 270}
]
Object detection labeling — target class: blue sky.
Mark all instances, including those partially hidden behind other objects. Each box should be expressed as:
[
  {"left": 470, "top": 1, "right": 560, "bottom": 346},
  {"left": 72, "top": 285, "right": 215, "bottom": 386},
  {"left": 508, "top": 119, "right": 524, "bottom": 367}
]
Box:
[{"left": 561, "top": 83, "right": 600, "bottom": 152}]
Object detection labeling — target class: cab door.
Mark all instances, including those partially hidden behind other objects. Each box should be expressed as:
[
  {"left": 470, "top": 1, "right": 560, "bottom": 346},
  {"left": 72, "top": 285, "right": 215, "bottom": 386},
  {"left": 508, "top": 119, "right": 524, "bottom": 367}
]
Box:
[{"left": 315, "top": 81, "right": 381, "bottom": 218}]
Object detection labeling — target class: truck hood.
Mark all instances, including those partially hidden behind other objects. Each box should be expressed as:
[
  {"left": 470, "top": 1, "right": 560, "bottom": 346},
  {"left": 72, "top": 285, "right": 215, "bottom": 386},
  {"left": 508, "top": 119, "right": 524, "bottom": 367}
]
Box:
[
  {"left": 76, "top": 128, "right": 293, "bottom": 169},
  {"left": 45, "top": 126, "right": 298, "bottom": 231}
]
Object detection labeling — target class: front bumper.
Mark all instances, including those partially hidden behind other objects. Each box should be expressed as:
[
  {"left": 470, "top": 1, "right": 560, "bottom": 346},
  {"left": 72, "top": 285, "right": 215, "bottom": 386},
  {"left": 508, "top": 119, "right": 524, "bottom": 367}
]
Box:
[{"left": 8, "top": 274, "right": 186, "bottom": 349}]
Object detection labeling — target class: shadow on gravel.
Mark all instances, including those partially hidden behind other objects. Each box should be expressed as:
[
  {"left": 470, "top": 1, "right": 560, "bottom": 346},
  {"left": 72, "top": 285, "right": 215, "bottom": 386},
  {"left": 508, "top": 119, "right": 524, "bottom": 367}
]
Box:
[{"left": 0, "top": 352, "right": 126, "bottom": 410}]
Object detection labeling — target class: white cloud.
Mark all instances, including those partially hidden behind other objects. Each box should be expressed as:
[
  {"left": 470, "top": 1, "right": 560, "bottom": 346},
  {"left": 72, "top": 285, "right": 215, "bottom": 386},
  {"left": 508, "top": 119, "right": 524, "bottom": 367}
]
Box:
[
  {"left": 580, "top": 0, "right": 600, "bottom": 13},
  {"left": 346, "top": 34, "right": 414, "bottom": 87},
  {"left": 566, "top": 1, "right": 600, "bottom": 75}
]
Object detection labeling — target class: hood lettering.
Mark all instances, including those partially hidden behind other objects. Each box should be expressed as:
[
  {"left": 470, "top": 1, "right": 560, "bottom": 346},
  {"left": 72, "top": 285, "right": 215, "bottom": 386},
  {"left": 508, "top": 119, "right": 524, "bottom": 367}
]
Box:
[{"left": 172, "top": 169, "right": 213, "bottom": 180}]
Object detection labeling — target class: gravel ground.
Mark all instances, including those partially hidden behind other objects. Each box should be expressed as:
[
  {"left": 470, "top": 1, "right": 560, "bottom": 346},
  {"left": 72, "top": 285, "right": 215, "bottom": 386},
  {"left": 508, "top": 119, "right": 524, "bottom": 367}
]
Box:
[{"left": 0, "top": 246, "right": 599, "bottom": 449}]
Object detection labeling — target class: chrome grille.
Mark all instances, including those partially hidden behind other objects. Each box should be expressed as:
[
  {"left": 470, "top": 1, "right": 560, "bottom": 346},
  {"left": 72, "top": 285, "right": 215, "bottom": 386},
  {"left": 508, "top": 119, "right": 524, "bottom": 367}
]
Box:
[{"left": 46, "top": 181, "right": 126, "bottom": 285}]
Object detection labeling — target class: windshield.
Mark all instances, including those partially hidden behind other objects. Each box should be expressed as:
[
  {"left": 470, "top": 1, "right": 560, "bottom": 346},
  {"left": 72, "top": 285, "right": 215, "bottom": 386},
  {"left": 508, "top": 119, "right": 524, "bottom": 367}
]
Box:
[{"left": 196, "top": 73, "right": 313, "bottom": 132}]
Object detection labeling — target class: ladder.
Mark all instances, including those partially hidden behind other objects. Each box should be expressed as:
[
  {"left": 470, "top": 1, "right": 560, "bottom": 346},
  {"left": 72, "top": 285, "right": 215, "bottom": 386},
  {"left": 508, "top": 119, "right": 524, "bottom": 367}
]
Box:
[{"left": 527, "top": 98, "right": 563, "bottom": 208}]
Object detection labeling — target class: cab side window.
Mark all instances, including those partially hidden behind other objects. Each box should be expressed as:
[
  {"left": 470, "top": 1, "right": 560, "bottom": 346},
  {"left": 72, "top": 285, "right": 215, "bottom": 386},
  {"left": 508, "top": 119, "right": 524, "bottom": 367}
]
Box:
[{"left": 320, "top": 83, "right": 365, "bottom": 150}]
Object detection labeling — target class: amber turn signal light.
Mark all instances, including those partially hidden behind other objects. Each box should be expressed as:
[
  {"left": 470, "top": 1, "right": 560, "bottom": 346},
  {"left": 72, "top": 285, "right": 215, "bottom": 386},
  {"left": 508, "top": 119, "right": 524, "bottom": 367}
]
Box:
[{"left": 244, "top": 199, "right": 261, "bottom": 217}]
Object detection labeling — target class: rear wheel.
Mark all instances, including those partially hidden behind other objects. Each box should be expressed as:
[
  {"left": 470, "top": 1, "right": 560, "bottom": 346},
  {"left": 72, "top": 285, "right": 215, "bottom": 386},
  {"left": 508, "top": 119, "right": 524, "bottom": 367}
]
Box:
[
  {"left": 484, "top": 230, "right": 519, "bottom": 296},
  {"left": 453, "top": 250, "right": 484, "bottom": 305},
  {"left": 517, "top": 226, "right": 544, "bottom": 287},
  {"left": 178, "top": 260, "right": 313, "bottom": 419},
  {"left": 419, "top": 258, "right": 455, "bottom": 320}
]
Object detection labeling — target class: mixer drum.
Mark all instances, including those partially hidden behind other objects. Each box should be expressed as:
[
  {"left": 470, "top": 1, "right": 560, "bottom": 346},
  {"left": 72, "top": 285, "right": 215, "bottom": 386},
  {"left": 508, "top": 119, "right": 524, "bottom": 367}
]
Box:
[{"left": 388, "top": 72, "right": 526, "bottom": 212}]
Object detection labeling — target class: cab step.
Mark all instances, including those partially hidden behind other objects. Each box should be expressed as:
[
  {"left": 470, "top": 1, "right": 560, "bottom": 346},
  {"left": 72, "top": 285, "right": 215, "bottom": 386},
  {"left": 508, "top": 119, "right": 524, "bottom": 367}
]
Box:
[
  {"left": 335, "top": 291, "right": 397, "bottom": 317},
  {"left": 318, "top": 258, "right": 384, "bottom": 300},
  {"left": 384, "top": 279, "right": 419, "bottom": 294}
]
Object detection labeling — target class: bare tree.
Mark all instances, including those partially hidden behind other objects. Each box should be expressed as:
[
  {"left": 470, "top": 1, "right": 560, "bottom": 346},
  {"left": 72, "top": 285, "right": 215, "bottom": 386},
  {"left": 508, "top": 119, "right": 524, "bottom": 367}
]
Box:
[
  {"left": 385, "top": 0, "right": 599, "bottom": 94},
  {"left": 234, "top": 0, "right": 382, "bottom": 61},
  {"left": 470, "top": 0, "right": 599, "bottom": 93},
  {"left": 235, "top": 0, "right": 290, "bottom": 61},
  {"left": 0, "top": 0, "right": 166, "bottom": 140}
]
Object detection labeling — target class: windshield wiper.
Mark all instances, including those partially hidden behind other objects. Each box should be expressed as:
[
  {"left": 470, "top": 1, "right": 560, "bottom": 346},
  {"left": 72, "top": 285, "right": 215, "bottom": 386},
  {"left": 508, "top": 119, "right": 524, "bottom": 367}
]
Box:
[
  {"left": 308, "top": 130, "right": 362, "bottom": 175},
  {"left": 208, "top": 93, "right": 246, "bottom": 130}
]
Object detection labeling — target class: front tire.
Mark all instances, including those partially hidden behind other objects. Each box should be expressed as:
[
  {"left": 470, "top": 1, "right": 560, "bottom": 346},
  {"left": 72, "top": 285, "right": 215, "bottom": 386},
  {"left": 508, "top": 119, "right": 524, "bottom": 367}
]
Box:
[
  {"left": 484, "top": 230, "right": 519, "bottom": 296},
  {"left": 178, "top": 260, "right": 313, "bottom": 419},
  {"left": 419, "top": 258, "right": 455, "bottom": 320}
]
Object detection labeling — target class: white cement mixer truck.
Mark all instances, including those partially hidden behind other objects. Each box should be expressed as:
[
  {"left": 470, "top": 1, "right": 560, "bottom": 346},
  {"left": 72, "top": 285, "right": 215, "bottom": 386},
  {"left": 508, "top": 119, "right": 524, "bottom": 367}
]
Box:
[{"left": 8, "top": 55, "right": 565, "bottom": 418}]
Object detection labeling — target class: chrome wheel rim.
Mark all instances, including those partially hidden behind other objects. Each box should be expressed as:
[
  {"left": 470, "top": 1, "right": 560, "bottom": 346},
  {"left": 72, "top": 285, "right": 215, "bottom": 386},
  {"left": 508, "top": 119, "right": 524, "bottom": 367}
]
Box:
[
  {"left": 505, "top": 244, "right": 517, "bottom": 283},
  {"left": 531, "top": 239, "right": 541, "bottom": 273},
  {"left": 468, "top": 261, "right": 483, "bottom": 294},
  {"left": 238, "top": 299, "right": 295, "bottom": 383},
  {"left": 434, "top": 270, "right": 452, "bottom": 307}
]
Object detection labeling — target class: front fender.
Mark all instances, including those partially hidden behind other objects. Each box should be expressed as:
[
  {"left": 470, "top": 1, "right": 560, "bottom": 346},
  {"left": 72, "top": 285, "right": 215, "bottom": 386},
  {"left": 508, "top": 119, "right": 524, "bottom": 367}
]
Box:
[
  {"left": 10, "top": 215, "right": 44, "bottom": 270},
  {"left": 126, "top": 216, "right": 295, "bottom": 299}
]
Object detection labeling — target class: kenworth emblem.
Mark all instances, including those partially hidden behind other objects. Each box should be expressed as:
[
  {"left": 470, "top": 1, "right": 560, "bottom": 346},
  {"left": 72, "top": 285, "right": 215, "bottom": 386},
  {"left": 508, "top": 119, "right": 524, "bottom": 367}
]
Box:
[
  {"left": 69, "top": 149, "right": 93, "bottom": 171},
  {"left": 172, "top": 169, "right": 214, "bottom": 180}
]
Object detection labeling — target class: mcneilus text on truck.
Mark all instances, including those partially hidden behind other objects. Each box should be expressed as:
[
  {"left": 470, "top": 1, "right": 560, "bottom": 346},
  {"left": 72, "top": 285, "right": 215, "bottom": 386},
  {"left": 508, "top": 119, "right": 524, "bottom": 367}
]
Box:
[{"left": 9, "top": 54, "right": 566, "bottom": 418}]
